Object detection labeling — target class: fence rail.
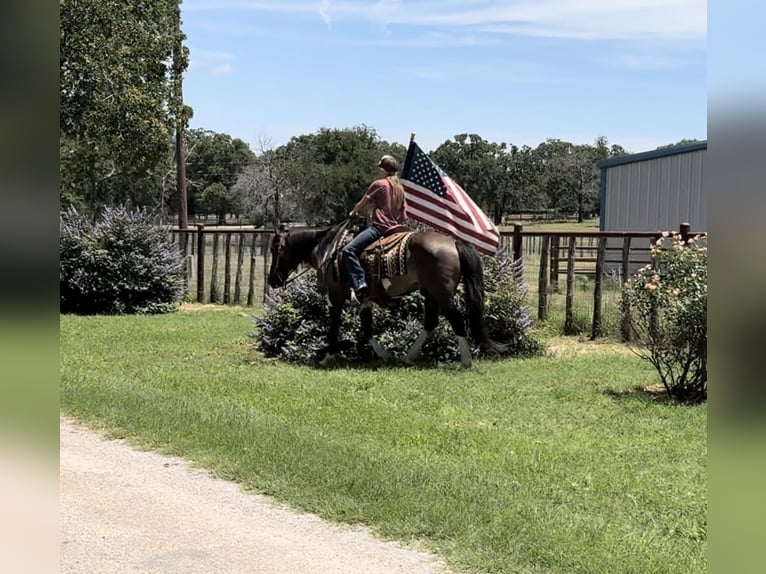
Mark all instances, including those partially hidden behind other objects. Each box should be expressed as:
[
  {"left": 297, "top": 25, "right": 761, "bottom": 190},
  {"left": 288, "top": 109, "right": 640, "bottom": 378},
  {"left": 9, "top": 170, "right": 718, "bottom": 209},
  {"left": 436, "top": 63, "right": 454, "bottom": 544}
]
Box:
[{"left": 170, "top": 222, "right": 701, "bottom": 339}]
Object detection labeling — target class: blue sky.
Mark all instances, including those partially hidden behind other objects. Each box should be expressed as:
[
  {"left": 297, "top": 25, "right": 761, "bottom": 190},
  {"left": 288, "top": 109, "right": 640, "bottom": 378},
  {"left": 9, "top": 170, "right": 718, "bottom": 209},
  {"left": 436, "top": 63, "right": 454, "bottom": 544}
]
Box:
[{"left": 181, "top": 0, "right": 706, "bottom": 154}]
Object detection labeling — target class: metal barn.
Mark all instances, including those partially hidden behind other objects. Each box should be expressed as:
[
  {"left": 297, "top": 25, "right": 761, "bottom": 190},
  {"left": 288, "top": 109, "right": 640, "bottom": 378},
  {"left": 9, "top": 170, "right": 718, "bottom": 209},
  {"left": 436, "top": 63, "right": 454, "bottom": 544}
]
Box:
[
  {"left": 597, "top": 141, "right": 706, "bottom": 276},
  {"left": 598, "top": 140, "right": 707, "bottom": 233}
]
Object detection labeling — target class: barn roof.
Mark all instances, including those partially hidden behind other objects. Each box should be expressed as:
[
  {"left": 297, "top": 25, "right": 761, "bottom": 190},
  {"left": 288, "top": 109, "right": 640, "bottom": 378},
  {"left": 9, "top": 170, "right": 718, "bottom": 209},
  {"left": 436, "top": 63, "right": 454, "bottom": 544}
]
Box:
[{"left": 598, "top": 140, "right": 707, "bottom": 169}]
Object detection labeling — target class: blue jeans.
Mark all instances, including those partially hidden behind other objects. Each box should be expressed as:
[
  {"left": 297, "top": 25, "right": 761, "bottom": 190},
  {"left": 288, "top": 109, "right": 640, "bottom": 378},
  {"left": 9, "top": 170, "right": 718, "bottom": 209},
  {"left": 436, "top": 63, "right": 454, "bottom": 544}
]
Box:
[{"left": 341, "top": 226, "right": 382, "bottom": 291}]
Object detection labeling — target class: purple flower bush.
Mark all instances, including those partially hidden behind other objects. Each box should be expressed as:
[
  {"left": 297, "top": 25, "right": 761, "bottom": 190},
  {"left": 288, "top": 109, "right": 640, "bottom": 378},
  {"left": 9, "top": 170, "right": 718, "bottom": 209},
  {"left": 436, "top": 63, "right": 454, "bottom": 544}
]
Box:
[
  {"left": 253, "top": 248, "right": 542, "bottom": 365},
  {"left": 60, "top": 206, "right": 185, "bottom": 315}
]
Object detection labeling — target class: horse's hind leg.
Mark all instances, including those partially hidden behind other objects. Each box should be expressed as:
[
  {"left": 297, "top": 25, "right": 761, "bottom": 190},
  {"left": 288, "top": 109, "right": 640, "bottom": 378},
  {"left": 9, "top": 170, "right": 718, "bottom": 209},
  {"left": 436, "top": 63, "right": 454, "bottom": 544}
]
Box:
[
  {"left": 444, "top": 304, "right": 472, "bottom": 368},
  {"left": 361, "top": 305, "right": 390, "bottom": 362},
  {"left": 405, "top": 295, "right": 439, "bottom": 364}
]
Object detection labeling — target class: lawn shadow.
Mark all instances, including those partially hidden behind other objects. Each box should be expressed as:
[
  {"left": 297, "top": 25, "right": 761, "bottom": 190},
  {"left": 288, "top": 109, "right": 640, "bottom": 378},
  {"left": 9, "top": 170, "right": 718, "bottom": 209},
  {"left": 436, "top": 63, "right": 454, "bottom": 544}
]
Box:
[
  {"left": 604, "top": 384, "right": 705, "bottom": 406},
  {"left": 314, "top": 356, "right": 463, "bottom": 372}
]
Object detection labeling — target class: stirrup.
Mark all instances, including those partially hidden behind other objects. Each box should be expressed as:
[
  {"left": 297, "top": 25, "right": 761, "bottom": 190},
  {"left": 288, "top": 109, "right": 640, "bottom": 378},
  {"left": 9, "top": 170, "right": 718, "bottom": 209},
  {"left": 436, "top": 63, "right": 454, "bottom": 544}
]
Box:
[{"left": 350, "top": 286, "right": 368, "bottom": 306}]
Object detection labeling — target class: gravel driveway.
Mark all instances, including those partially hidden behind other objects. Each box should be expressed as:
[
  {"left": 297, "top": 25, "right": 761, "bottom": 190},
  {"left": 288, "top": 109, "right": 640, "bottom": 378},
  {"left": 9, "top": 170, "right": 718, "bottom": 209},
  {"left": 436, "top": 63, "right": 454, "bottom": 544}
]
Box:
[{"left": 60, "top": 417, "right": 451, "bottom": 574}]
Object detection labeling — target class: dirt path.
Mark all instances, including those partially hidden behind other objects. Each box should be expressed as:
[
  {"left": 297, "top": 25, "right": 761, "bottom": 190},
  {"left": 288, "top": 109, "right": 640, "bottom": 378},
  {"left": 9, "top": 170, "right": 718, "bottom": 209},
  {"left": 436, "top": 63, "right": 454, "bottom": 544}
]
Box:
[{"left": 60, "top": 417, "right": 451, "bottom": 574}]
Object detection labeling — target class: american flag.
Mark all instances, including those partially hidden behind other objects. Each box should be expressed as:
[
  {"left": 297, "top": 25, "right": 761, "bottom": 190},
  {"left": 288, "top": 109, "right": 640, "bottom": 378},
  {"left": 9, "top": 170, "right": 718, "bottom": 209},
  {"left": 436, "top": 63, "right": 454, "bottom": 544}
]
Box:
[{"left": 400, "top": 140, "right": 500, "bottom": 256}]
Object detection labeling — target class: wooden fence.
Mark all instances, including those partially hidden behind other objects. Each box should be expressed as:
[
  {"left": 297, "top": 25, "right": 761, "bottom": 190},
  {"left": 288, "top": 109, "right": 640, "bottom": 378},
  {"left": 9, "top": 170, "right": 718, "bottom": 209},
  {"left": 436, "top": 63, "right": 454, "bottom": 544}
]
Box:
[{"left": 170, "top": 222, "right": 700, "bottom": 339}]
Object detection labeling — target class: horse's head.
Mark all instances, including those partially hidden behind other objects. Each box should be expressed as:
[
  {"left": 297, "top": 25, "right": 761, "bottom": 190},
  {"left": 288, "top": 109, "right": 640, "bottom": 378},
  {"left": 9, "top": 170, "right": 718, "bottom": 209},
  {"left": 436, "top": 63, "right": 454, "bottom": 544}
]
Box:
[{"left": 267, "top": 229, "right": 300, "bottom": 288}]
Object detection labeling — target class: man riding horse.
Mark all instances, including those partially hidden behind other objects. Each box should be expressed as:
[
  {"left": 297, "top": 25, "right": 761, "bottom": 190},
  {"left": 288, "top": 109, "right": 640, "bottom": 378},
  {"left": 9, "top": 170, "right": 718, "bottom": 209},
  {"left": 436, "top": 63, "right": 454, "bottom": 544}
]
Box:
[
  {"left": 341, "top": 155, "right": 408, "bottom": 306},
  {"left": 268, "top": 155, "right": 506, "bottom": 368}
]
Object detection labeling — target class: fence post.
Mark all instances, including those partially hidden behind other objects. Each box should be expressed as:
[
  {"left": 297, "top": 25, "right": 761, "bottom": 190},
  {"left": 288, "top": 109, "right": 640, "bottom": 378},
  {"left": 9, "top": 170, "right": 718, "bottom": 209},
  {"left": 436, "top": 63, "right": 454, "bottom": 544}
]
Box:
[
  {"left": 591, "top": 237, "right": 607, "bottom": 339},
  {"left": 223, "top": 232, "right": 232, "bottom": 304},
  {"left": 621, "top": 236, "right": 632, "bottom": 341},
  {"left": 234, "top": 233, "right": 245, "bottom": 305},
  {"left": 564, "top": 237, "right": 577, "bottom": 335},
  {"left": 512, "top": 224, "right": 523, "bottom": 262},
  {"left": 262, "top": 233, "right": 270, "bottom": 303},
  {"left": 247, "top": 234, "right": 257, "bottom": 307},
  {"left": 538, "top": 235, "right": 550, "bottom": 321},
  {"left": 549, "top": 235, "right": 560, "bottom": 292},
  {"left": 179, "top": 231, "right": 192, "bottom": 283},
  {"left": 196, "top": 225, "right": 205, "bottom": 303},
  {"left": 679, "top": 222, "right": 691, "bottom": 243},
  {"left": 210, "top": 233, "right": 221, "bottom": 303}
]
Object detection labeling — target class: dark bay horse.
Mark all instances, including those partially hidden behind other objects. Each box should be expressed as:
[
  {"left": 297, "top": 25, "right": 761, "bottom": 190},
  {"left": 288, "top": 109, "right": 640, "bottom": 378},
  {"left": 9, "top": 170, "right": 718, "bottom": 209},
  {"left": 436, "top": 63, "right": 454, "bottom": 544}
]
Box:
[{"left": 267, "top": 222, "right": 506, "bottom": 367}]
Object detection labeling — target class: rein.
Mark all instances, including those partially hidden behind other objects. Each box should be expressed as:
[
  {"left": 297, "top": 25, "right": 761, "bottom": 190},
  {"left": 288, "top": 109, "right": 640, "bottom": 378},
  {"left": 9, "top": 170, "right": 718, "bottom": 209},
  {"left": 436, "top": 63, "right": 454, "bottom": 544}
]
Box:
[
  {"left": 281, "top": 266, "right": 311, "bottom": 286},
  {"left": 275, "top": 220, "right": 351, "bottom": 287}
]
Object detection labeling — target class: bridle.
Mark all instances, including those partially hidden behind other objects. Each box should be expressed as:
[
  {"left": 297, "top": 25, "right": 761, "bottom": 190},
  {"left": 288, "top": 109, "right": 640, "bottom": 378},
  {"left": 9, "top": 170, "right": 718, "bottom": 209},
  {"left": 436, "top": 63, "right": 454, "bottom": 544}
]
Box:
[
  {"left": 271, "top": 219, "right": 351, "bottom": 288},
  {"left": 271, "top": 231, "right": 311, "bottom": 287}
]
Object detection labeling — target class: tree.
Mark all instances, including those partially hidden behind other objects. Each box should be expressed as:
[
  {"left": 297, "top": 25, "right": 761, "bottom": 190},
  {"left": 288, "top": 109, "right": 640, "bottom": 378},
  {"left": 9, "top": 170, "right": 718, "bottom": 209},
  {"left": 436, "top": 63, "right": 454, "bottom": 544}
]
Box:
[
  {"left": 60, "top": 0, "right": 187, "bottom": 214},
  {"left": 506, "top": 144, "right": 549, "bottom": 215},
  {"left": 531, "top": 138, "right": 576, "bottom": 217},
  {"left": 276, "top": 126, "right": 405, "bottom": 225},
  {"left": 656, "top": 138, "right": 700, "bottom": 149},
  {"left": 183, "top": 129, "right": 255, "bottom": 223},
  {"left": 533, "top": 137, "right": 626, "bottom": 222},
  {"left": 199, "top": 183, "right": 232, "bottom": 225},
  {"left": 431, "top": 134, "right": 514, "bottom": 224},
  {"left": 232, "top": 137, "right": 301, "bottom": 227}
]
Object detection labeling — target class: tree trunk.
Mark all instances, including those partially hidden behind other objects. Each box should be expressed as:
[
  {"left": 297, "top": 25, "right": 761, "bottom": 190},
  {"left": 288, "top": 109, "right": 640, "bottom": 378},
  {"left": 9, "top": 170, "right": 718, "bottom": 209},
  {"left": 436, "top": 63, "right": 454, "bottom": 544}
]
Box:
[{"left": 274, "top": 189, "right": 281, "bottom": 229}]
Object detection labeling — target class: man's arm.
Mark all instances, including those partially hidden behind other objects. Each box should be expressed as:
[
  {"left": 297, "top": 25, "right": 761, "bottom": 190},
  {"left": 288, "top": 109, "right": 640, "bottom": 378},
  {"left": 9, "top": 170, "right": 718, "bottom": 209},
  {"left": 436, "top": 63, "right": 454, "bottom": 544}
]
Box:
[
  {"left": 349, "top": 195, "right": 369, "bottom": 217},
  {"left": 349, "top": 182, "right": 381, "bottom": 216}
]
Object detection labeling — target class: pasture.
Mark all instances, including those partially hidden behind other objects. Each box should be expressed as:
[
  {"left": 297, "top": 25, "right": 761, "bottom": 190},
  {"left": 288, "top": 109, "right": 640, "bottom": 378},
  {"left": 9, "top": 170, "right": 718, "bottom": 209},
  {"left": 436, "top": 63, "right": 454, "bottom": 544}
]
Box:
[{"left": 60, "top": 306, "right": 706, "bottom": 574}]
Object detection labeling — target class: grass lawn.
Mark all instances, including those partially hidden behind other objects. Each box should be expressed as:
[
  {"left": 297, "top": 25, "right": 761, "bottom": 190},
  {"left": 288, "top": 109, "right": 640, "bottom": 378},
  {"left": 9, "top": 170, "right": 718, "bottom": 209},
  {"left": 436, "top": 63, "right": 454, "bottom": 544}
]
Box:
[{"left": 60, "top": 306, "right": 706, "bottom": 574}]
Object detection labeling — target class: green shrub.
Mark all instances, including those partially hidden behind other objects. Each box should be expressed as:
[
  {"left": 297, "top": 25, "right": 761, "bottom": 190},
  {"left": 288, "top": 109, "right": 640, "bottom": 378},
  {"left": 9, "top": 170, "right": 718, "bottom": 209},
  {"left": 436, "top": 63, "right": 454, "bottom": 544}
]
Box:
[
  {"left": 60, "top": 206, "right": 186, "bottom": 315},
  {"left": 621, "top": 232, "right": 707, "bottom": 402},
  {"left": 252, "top": 249, "right": 543, "bottom": 364}
]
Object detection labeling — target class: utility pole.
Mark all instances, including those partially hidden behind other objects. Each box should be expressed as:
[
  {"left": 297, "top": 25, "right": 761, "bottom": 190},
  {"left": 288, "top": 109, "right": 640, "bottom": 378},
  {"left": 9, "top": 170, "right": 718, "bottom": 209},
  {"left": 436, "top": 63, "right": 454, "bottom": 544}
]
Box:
[
  {"left": 176, "top": 117, "right": 188, "bottom": 229},
  {"left": 174, "top": 1, "right": 188, "bottom": 229}
]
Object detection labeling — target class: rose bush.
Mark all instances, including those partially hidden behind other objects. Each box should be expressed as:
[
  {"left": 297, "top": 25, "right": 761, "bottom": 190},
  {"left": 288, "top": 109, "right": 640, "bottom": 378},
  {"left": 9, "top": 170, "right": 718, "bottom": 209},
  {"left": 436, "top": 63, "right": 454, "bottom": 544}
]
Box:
[{"left": 621, "top": 232, "right": 707, "bottom": 402}]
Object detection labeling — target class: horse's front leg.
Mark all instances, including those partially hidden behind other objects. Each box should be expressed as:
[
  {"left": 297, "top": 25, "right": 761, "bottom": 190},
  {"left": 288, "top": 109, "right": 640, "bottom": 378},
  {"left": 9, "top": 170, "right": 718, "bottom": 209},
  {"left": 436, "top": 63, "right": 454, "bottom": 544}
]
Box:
[
  {"left": 361, "top": 304, "right": 390, "bottom": 362},
  {"left": 319, "top": 303, "right": 342, "bottom": 368},
  {"left": 405, "top": 295, "right": 438, "bottom": 365}
]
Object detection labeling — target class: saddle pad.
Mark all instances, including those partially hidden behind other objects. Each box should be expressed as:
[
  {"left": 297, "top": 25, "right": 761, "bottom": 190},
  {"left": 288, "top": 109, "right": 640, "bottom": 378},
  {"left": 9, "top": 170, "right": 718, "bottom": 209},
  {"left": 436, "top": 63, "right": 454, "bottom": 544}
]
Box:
[{"left": 362, "top": 231, "right": 413, "bottom": 281}]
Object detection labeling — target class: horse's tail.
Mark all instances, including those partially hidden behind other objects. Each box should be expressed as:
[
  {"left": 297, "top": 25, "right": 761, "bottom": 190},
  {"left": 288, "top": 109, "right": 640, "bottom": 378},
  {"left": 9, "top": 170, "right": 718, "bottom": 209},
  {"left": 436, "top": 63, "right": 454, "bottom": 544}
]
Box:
[{"left": 456, "top": 241, "right": 508, "bottom": 353}]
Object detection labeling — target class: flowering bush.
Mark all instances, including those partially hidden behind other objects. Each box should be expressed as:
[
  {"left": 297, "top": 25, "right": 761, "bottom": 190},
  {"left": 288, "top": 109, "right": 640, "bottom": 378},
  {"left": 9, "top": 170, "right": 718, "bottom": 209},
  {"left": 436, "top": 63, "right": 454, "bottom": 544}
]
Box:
[
  {"left": 482, "top": 254, "right": 542, "bottom": 357},
  {"left": 252, "top": 249, "right": 543, "bottom": 364},
  {"left": 60, "top": 206, "right": 186, "bottom": 315},
  {"left": 621, "top": 232, "right": 707, "bottom": 402}
]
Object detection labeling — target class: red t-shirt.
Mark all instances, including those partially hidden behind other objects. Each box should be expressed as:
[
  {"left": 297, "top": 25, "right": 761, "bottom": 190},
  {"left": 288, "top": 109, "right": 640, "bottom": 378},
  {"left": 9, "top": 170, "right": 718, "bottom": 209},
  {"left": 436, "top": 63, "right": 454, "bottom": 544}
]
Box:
[{"left": 363, "top": 178, "right": 408, "bottom": 232}]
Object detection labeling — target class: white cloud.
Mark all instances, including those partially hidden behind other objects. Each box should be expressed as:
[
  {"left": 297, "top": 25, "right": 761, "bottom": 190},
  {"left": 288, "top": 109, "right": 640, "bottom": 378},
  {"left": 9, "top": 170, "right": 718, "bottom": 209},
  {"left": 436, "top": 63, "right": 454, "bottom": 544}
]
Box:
[
  {"left": 354, "top": 31, "right": 503, "bottom": 48},
  {"left": 397, "top": 61, "right": 553, "bottom": 84},
  {"left": 608, "top": 55, "right": 681, "bottom": 70},
  {"left": 210, "top": 64, "right": 234, "bottom": 76},
  {"left": 185, "top": 0, "right": 706, "bottom": 41},
  {"left": 389, "top": 0, "right": 706, "bottom": 41},
  {"left": 319, "top": 0, "right": 332, "bottom": 28},
  {"left": 188, "top": 48, "right": 236, "bottom": 76}
]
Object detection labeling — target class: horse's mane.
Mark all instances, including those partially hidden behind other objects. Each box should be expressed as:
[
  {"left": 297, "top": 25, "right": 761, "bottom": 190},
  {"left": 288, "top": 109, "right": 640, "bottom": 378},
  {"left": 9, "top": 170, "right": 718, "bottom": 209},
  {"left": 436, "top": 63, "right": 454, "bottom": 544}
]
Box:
[
  {"left": 313, "top": 220, "right": 349, "bottom": 258},
  {"left": 285, "top": 222, "right": 346, "bottom": 266}
]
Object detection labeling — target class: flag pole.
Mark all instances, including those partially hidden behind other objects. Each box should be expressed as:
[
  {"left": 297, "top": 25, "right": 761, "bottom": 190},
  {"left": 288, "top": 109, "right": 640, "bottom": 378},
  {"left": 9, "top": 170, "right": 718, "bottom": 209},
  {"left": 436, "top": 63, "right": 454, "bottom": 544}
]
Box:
[{"left": 410, "top": 132, "right": 416, "bottom": 142}]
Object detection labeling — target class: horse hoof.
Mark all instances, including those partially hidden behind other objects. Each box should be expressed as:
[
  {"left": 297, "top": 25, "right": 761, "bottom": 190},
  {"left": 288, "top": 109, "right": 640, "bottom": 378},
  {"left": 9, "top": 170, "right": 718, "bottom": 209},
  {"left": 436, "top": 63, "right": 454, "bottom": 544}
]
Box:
[
  {"left": 369, "top": 339, "right": 390, "bottom": 362},
  {"left": 318, "top": 353, "right": 337, "bottom": 368}
]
